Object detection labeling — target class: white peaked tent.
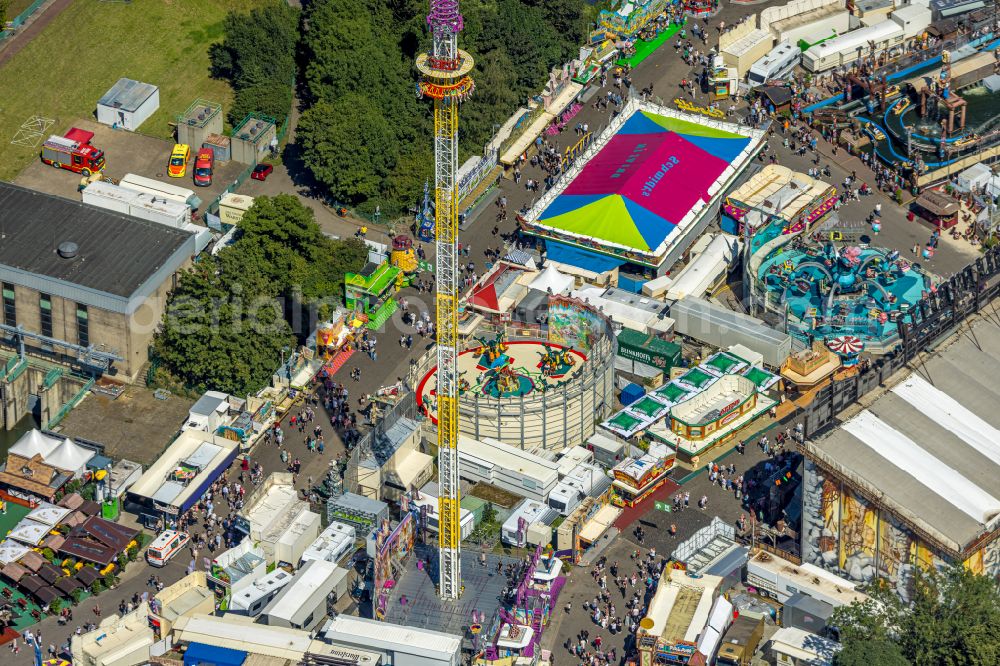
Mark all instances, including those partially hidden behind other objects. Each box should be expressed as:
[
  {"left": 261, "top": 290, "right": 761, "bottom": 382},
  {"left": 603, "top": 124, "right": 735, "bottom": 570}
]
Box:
[
  {"left": 529, "top": 264, "right": 575, "bottom": 295},
  {"left": 45, "top": 438, "right": 95, "bottom": 476},
  {"left": 9, "top": 429, "right": 61, "bottom": 460}
]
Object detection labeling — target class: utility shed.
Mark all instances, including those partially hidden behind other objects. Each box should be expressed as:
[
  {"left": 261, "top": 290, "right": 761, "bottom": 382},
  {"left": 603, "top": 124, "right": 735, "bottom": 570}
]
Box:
[
  {"left": 96, "top": 78, "right": 160, "bottom": 131},
  {"left": 231, "top": 113, "right": 277, "bottom": 164}
]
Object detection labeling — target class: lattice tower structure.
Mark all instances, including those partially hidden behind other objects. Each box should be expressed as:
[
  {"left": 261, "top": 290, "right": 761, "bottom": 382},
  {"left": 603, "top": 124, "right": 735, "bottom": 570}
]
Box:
[{"left": 416, "top": 0, "right": 475, "bottom": 601}]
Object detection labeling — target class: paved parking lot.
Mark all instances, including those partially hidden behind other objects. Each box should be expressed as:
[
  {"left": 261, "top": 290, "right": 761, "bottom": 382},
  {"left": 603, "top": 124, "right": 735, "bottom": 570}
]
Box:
[{"left": 14, "top": 118, "right": 248, "bottom": 209}]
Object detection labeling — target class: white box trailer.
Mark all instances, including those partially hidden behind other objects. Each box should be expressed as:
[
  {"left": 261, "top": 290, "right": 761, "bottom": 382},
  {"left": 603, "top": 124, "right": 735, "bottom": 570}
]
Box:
[
  {"left": 748, "top": 41, "right": 802, "bottom": 87},
  {"left": 83, "top": 180, "right": 192, "bottom": 226},
  {"left": 722, "top": 29, "right": 775, "bottom": 76},
  {"left": 82, "top": 180, "right": 133, "bottom": 214},
  {"left": 119, "top": 173, "right": 197, "bottom": 207},
  {"left": 891, "top": 5, "right": 933, "bottom": 39},
  {"left": 802, "top": 20, "right": 904, "bottom": 72},
  {"left": 547, "top": 462, "right": 607, "bottom": 516}
]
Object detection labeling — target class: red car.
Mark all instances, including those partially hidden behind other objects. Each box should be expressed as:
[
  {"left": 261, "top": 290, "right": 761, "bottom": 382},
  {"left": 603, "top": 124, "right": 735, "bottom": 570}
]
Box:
[
  {"left": 251, "top": 163, "right": 273, "bottom": 181},
  {"left": 193, "top": 148, "right": 214, "bottom": 187}
]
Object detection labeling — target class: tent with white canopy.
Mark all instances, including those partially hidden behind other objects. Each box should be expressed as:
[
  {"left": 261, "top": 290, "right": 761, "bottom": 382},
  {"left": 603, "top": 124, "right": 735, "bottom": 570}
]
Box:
[
  {"left": 529, "top": 264, "right": 575, "bottom": 295},
  {"left": 45, "top": 438, "right": 95, "bottom": 476},
  {"left": 9, "top": 429, "right": 61, "bottom": 460}
]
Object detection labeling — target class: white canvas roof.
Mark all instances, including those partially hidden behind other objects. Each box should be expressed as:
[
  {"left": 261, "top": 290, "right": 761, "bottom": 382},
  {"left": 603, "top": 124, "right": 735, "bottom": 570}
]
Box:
[
  {"left": 530, "top": 264, "right": 574, "bottom": 295},
  {"left": 9, "top": 429, "right": 60, "bottom": 459},
  {"left": 26, "top": 502, "right": 72, "bottom": 527},
  {"left": 806, "top": 319, "right": 1000, "bottom": 551},
  {"left": 665, "top": 234, "right": 738, "bottom": 301},
  {"left": 0, "top": 539, "right": 31, "bottom": 565},
  {"left": 46, "top": 438, "right": 95, "bottom": 473},
  {"left": 8, "top": 519, "right": 50, "bottom": 545},
  {"left": 841, "top": 407, "right": 1000, "bottom": 524}
]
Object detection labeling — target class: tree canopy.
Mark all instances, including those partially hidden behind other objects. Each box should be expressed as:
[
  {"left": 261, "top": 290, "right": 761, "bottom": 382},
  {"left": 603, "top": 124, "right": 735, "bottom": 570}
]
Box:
[
  {"left": 155, "top": 195, "right": 367, "bottom": 395},
  {"left": 296, "top": 0, "right": 589, "bottom": 215},
  {"left": 209, "top": 1, "right": 299, "bottom": 124},
  {"left": 832, "top": 564, "right": 1000, "bottom": 666}
]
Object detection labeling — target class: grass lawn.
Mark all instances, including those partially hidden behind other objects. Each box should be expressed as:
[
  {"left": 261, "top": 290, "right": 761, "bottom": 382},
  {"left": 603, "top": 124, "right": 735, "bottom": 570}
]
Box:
[
  {"left": 0, "top": 0, "right": 268, "bottom": 182},
  {"left": 0, "top": 500, "right": 31, "bottom": 534}
]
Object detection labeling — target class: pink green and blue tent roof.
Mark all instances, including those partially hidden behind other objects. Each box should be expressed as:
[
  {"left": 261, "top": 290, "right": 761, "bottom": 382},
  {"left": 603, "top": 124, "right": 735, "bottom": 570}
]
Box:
[{"left": 536, "top": 111, "right": 752, "bottom": 252}]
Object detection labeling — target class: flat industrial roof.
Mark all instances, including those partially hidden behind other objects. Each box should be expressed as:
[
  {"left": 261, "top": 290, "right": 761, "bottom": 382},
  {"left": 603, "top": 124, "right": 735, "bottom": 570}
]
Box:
[
  {"left": 0, "top": 182, "right": 191, "bottom": 298},
  {"left": 806, "top": 317, "right": 1000, "bottom": 552},
  {"left": 174, "top": 614, "right": 314, "bottom": 659},
  {"left": 458, "top": 435, "right": 560, "bottom": 483},
  {"left": 324, "top": 614, "right": 461, "bottom": 660},
  {"left": 98, "top": 78, "right": 158, "bottom": 112}
]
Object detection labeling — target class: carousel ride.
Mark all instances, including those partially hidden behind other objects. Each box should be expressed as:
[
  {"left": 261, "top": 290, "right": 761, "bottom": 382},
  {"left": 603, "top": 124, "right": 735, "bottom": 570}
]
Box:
[
  {"left": 417, "top": 332, "right": 587, "bottom": 414},
  {"left": 758, "top": 239, "right": 933, "bottom": 346}
]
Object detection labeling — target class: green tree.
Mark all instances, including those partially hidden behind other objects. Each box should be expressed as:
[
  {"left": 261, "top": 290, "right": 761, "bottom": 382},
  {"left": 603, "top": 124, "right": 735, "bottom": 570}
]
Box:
[
  {"left": 209, "top": 1, "right": 299, "bottom": 124},
  {"left": 834, "top": 639, "right": 908, "bottom": 666},
  {"left": 155, "top": 196, "right": 366, "bottom": 395},
  {"left": 297, "top": 0, "right": 586, "bottom": 215},
  {"left": 833, "top": 564, "right": 1000, "bottom": 666},
  {"left": 296, "top": 96, "right": 397, "bottom": 205},
  {"left": 231, "top": 83, "right": 294, "bottom": 128},
  {"left": 0, "top": 0, "right": 10, "bottom": 30}
]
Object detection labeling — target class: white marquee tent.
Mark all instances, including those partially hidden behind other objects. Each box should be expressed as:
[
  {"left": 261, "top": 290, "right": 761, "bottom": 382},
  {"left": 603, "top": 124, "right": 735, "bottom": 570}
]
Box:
[
  {"left": 26, "top": 502, "right": 72, "bottom": 527},
  {"left": 8, "top": 519, "right": 50, "bottom": 546},
  {"left": 9, "top": 429, "right": 61, "bottom": 459},
  {"left": 529, "top": 264, "right": 575, "bottom": 295},
  {"left": 45, "top": 438, "right": 95, "bottom": 476}
]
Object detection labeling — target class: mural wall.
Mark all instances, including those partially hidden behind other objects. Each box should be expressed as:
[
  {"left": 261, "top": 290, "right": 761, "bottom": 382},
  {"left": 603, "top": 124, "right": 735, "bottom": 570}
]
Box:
[
  {"left": 801, "top": 459, "right": 1000, "bottom": 601},
  {"left": 547, "top": 296, "right": 608, "bottom": 352}
]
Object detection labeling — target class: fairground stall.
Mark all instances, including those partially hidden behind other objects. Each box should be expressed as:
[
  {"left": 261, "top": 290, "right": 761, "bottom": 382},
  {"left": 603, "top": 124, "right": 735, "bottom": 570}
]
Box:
[{"left": 609, "top": 442, "right": 676, "bottom": 508}]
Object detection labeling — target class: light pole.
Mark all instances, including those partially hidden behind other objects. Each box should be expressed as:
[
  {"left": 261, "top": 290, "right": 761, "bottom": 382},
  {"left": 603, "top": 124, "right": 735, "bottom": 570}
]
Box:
[{"left": 280, "top": 346, "right": 291, "bottom": 383}]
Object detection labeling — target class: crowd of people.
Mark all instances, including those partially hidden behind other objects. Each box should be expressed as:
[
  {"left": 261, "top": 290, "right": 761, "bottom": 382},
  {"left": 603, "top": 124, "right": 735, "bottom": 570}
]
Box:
[{"left": 562, "top": 551, "right": 667, "bottom": 666}]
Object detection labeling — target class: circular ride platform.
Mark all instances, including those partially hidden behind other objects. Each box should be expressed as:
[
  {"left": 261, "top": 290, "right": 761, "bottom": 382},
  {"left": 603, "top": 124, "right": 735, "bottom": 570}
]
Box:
[{"left": 417, "top": 341, "right": 587, "bottom": 408}]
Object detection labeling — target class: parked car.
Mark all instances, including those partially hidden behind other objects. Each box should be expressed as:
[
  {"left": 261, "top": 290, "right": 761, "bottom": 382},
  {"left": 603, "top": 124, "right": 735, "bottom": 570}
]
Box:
[
  {"left": 168, "top": 143, "right": 190, "bottom": 178},
  {"left": 251, "top": 163, "right": 273, "bottom": 181},
  {"left": 193, "top": 148, "right": 214, "bottom": 187}
]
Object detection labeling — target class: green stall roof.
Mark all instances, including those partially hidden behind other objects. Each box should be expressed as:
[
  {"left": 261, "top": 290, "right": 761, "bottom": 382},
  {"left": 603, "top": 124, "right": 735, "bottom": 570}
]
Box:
[{"left": 616, "top": 329, "right": 682, "bottom": 370}]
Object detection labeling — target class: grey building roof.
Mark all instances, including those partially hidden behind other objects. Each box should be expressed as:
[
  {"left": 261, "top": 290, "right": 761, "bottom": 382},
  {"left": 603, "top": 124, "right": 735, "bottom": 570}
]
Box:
[
  {"left": 0, "top": 182, "right": 191, "bottom": 299},
  {"left": 805, "top": 316, "right": 1000, "bottom": 553},
  {"left": 97, "top": 78, "right": 158, "bottom": 112}
]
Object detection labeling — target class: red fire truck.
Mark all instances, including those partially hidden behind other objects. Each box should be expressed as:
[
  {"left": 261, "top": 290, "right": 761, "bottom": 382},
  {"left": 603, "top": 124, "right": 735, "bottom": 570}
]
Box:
[{"left": 40, "top": 128, "right": 106, "bottom": 176}]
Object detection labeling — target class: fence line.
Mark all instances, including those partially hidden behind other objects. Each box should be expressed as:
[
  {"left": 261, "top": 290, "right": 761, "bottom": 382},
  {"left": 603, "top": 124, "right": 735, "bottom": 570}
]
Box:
[{"left": 0, "top": 0, "right": 48, "bottom": 39}]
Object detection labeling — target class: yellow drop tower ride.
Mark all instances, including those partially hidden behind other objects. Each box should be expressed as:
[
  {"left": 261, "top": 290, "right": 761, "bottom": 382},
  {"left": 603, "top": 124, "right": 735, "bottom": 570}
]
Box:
[{"left": 416, "top": 0, "right": 474, "bottom": 601}]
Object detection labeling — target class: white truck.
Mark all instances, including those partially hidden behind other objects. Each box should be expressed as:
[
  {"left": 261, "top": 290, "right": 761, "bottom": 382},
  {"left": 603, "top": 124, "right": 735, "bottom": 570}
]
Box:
[{"left": 747, "top": 41, "right": 801, "bottom": 87}]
